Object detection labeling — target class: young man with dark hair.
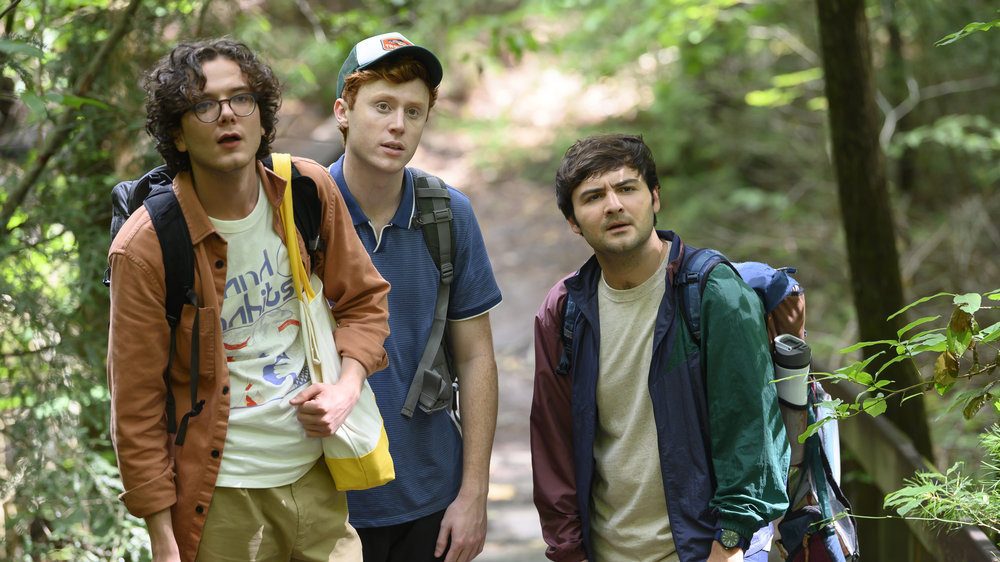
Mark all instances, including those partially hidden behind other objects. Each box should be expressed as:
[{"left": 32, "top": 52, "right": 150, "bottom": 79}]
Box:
[
  {"left": 328, "top": 32, "right": 501, "bottom": 562},
  {"left": 531, "top": 134, "right": 789, "bottom": 562},
  {"left": 108, "top": 38, "right": 390, "bottom": 562}
]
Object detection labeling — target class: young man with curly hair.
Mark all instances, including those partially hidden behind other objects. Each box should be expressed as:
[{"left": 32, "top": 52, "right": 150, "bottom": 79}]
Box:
[
  {"left": 328, "top": 32, "right": 501, "bottom": 562},
  {"left": 531, "top": 134, "right": 789, "bottom": 562},
  {"left": 107, "top": 38, "right": 390, "bottom": 562}
]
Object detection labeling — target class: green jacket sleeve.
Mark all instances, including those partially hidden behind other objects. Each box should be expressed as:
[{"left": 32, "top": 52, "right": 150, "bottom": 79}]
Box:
[{"left": 702, "top": 265, "right": 790, "bottom": 541}]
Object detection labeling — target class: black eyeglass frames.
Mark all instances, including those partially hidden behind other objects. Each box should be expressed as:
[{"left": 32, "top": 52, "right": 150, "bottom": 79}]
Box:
[{"left": 190, "top": 92, "right": 257, "bottom": 123}]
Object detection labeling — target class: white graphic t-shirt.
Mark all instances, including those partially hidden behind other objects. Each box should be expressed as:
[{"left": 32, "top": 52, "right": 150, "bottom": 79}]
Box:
[{"left": 210, "top": 182, "right": 322, "bottom": 488}]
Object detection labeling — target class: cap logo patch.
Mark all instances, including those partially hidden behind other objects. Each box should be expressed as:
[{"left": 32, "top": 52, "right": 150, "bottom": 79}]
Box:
[{"left": 381, "top": 37, "right": 413, "bottom": 51}]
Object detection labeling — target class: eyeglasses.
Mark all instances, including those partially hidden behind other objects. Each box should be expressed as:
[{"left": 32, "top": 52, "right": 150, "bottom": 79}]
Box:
[{"left": 190, "top": 92, "right": 257, "bottom": 123}]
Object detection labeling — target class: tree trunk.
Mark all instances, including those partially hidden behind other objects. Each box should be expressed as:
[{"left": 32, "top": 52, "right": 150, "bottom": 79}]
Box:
[
  {"left": 814, "top": 0, "right": 933, "bottom": 461},
  {"left": 882, "top": 0, "right": 917, "bottom": 193}
]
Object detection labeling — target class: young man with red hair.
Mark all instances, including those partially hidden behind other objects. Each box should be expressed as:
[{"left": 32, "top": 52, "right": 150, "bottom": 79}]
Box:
[{"left": 328, "top": 32, "right": 502, "bottom": 562}]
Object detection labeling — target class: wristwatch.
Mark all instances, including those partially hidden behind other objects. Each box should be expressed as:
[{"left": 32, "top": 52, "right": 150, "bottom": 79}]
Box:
[{"left": 715, "top": 528, "right": 749, "bottom": 550}]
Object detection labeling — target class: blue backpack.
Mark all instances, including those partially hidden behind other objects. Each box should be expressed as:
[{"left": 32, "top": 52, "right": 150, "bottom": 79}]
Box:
[{"left": 557, "top": 246, "right": 859, "bottom": 562}]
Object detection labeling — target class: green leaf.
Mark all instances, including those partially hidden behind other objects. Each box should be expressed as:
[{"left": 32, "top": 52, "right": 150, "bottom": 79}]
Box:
[
  {"left": 897, "top": 316, "right": 941, "bottom": 339},
  {"left": 905, "top": 333, "right": 948, "bottom": 354},
  {"left": 947, "top": 307, "right": 974, "bottom": 356},
  {"left": 979, "top": 321, "right": 1000, "bottom": 344},
  {"left": 20, "top": 92, "right": 48, "bottom": 121},
  {"left": 875, "top": 354, "right": 911, "bottom": 376},
  {"left": 58, "top": 94, "right": 112, "bottom": 110},
  {"left": 834, "top": 353, "right": 888, "bottom": 388},
  {"left": 0, "top": 39, "right": 44, "bottom": 58},
  {"left": 863, "top": 395, "right": 888, "bottom": 417},
  {"left": 799, "top": 416, "right": 833, "bottom": 443},
  {"left": 771, "top": 67, "right": 823, "bottom": 88},
  {"left": 935, "top": 382, "right": 955, "bottom": 395},
  {"left": 935, "top": 19, "right": 1000, "bottom": 46},
  {"left": 840, "top": 340, "right": 897, "bottom": 354},
  {"left": 963, "top": 393, "right": 993, "bottom": 420},
  {"left": 888, "top": 292, "right": 953, "bottom": 320},
  {"left": 954, "top": 293, "right": 983, "bottom": 315}
]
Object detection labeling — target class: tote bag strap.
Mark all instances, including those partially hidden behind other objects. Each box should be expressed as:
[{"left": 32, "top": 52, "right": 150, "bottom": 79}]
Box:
[{"left": 274, "top": 153, "right": 314, "bottom": 301}]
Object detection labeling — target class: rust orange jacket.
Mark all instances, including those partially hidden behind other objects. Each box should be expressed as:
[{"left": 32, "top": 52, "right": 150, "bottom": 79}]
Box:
[{"left": 107, "top": 157, "right": 390, "bottom": 562}]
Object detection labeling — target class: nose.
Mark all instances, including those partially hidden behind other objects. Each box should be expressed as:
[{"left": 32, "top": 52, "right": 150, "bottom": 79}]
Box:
[
  {"left": 388, "top": 109, "right": 405, "bottom": 133},
  {"left": 604, "top": 191, "right": 624, "bottom": 214},
  {"left": 218, "top": 99, "right": 237, "bottom": 122}
]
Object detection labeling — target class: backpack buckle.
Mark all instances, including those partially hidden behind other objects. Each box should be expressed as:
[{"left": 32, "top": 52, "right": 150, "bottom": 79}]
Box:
[{"left": 439, "top": 262, "right": 454, "bottom": 284}]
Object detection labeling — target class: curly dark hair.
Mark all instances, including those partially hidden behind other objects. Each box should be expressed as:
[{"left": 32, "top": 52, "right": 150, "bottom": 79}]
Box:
[
  {"left": 143, "top": 38, "right": 281, "bottom": 173},
  {"left": 555, "top": 134, "right": 660, "bottom": 221}
]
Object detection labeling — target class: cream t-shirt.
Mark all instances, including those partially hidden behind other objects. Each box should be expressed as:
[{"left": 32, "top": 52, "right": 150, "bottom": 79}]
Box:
[
  {"left": 210, "top": 182, "right": 322, "bottom": 488},
  {"left": 590, "top": 253, "right": 678, "bottom": 561}
]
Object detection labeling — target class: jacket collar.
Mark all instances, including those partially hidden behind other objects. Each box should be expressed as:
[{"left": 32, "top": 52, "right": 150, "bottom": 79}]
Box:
[
  {"left": 172, "top": 159, "right": 285, "bottom": 244},
  {"left": 565, "top": 230, "right": 686, "bottom": 306}
]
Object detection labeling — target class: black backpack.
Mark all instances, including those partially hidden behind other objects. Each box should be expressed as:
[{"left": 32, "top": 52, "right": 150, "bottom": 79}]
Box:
[{"left": 105, "top": 156, "right": 322, "bottom": 446}]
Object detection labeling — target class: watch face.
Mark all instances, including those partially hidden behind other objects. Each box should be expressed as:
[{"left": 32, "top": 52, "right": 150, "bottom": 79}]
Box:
[{"left": 721, "top": 529, "right": 741, "bottom": 549}]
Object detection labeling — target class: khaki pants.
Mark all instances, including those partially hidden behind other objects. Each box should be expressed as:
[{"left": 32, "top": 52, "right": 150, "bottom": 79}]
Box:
[{"left": 195, "top": 460, "right": 361, "bottom": 561}]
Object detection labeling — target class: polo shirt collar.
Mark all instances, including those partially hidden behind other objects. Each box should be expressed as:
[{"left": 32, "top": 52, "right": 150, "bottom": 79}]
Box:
[{"left": 329, "top": 154, "right": 417, "bottom": 230}]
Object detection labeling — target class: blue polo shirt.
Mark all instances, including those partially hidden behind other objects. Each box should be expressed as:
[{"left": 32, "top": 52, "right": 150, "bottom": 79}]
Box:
[{"left": 329, "top": 155, "right": 502, "bottom": 527}]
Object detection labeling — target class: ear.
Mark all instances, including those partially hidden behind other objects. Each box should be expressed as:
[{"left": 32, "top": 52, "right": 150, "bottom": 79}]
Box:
[
  {"left": 652, "top": 186, "right": 661, "bottom": 214},
  {"left": 173, "top": 128, "right": 187, "bottom": 153},
  {"left": 333, "top": 98, "right": 350, "bottom": 128},
  {"left": 567, "top": 216, "right": 582, "bottom": 235}
]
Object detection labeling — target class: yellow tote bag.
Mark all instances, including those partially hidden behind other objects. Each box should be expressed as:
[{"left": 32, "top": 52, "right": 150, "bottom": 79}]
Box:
[{"left": 274, "top": 153, "right": 395, "bottom": 491}]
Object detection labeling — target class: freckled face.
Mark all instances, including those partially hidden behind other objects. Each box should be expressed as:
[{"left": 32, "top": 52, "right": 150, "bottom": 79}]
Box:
[
  {"left": 334, "top": 78, "right": 430, "bottom": 175},
  {"left": 568, "top": 166, "right": 660, "bottom": 256}
]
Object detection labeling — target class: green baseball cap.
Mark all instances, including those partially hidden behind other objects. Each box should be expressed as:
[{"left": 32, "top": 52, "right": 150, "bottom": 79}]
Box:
[{"left": 337, "top": 32, "right": 443, "bottom": 99}]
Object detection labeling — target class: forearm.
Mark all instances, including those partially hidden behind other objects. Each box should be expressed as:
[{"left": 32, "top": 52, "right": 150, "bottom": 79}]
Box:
[
  {"left": 449, "top": 314, "right": 499, "bottom": 500},
  {"left": 145, "top": 508, "right": 180, "bottom": 560},
  {"left": 456, "top": 355, "right": 497, "bottom": 499},
  {"left": 340, "top": 356, "right": 369, "bottom": 386}
]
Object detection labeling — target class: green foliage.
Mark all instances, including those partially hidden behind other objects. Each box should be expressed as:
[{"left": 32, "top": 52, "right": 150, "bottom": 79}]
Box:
[
  {"left": 884, "top": 427, "right": 1000, "bottom": 536},
  {"left": 0, "top": 0, "right": 995, "bottom": 556},
  {"left": 935, "top": 15, "right": 1000, "bottom": 46},
  {"left": 803, "top": 291, "right": 999, "bottom": 441}
]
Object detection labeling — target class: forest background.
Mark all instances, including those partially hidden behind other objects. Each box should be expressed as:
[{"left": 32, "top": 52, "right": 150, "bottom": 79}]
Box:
[{"left": 0, "top": 0, "right": 997, "bottom": 560}]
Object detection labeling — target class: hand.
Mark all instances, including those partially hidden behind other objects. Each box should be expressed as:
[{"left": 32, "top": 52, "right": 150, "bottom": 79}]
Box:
[
  {"left": 435, "top": 491, "right": 487, "bottom": 562},
  {"left": 707, "top": 540, "right": 744, "bottom": 562},
  {"left": 290, "top": 380, "right": 360, "bottom": 437}
]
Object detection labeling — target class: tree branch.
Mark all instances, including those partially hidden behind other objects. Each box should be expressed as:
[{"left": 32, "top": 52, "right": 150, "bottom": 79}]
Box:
[
  {"left": 0, "top": 343, "right": 57, "bottom": 359},
  {"left": 0, "top": 0, "right": 143, "bottom": 236},
  {"left": 879, "top": 76, "right": 1000, "bottom": 148},
  {"left": 0, "top": 0, "right": 22, "bottom": 24}
]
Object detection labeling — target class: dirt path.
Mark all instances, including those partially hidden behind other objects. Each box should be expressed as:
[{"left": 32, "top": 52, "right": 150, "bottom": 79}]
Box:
[{"left": 410, "top": 128, "right": 591, "bottom": 561}]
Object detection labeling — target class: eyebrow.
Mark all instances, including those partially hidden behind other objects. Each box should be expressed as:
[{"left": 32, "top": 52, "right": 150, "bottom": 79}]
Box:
[
  {"left": 576, "top": 177, "right": 640, "bottom": 199},
  {"left": 195, "top": 86, "right": 252, "bottom": 101}
]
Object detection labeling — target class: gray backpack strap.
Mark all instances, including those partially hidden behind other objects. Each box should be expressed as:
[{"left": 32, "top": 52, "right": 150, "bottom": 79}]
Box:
[{"left": 401, "top": 171, "right": 456, "bottom": 418}]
